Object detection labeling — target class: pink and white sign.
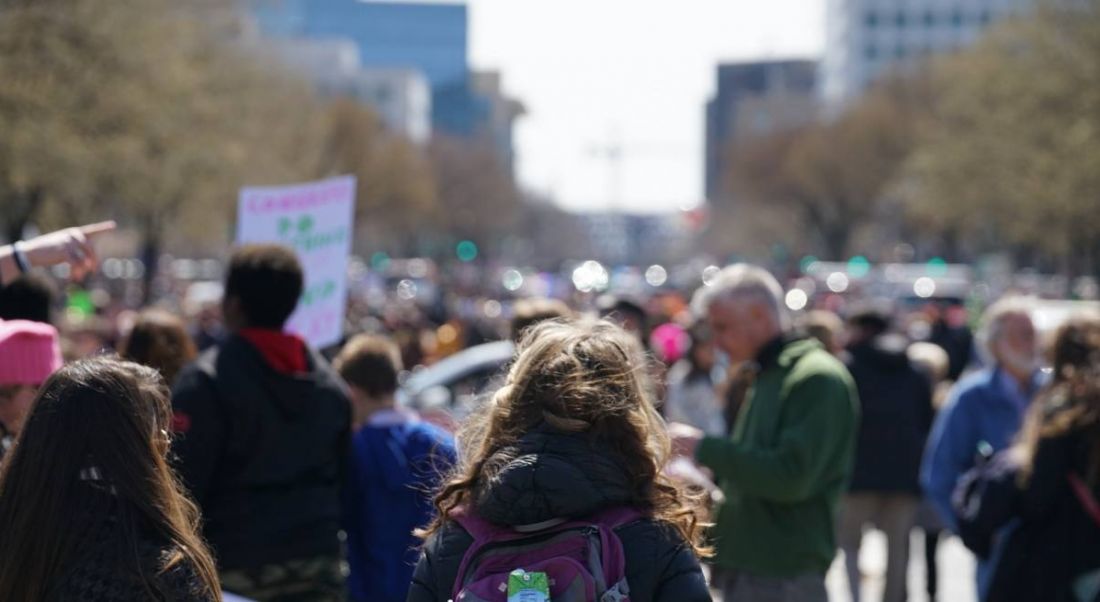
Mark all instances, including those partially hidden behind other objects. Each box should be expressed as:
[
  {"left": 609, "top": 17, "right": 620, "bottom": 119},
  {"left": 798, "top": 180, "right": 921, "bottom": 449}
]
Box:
[{"left": 237, "top": 176, "right": 356, "bottom": 348}]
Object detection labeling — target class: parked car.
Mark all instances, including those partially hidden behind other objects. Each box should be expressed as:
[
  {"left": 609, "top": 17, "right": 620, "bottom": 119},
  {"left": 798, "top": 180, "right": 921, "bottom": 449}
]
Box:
[{"left": 397, "top": 340, "right": 515, "bottom": 431}]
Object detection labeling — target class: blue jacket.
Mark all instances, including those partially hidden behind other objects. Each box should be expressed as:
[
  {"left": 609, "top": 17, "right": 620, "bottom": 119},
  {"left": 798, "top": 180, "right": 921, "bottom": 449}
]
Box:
[
  {"left": 921, "top": 368, "right": 1042, "bottom": 532},
  {"left": 920, "top": 367, "right": 1042, "bottom": 598},
  {"left": 344, "top": 411, "right": 456, "bottom": 602}
]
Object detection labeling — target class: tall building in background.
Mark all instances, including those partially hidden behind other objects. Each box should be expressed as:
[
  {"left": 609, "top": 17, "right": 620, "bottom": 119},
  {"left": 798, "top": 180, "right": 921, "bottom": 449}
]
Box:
[
  {"left": 267, "top": 37, "right": 432, "bottom": 144},
  {"left": 471, "top": 71, "right": 525, "bottom": 174},
  {"left": 251, "top": 0, "right": 520, "bottom": 170},
  {"left": 704, "top": 60, "right": 818, "bottom": 201},
  {"left": 821, "top": 0, "right": 1029, "bottom": 110}
]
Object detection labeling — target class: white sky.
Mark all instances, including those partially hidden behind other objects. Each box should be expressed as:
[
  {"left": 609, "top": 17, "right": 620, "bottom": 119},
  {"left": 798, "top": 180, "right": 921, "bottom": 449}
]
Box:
[{"left": 465, "top": 0, "right": 826, "bottom": 214}]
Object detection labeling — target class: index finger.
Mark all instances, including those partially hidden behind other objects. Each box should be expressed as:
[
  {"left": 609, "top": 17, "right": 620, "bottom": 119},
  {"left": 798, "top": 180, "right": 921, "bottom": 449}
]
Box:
[{"left": 78, "top": 221, "right": 117, "bottom": 237}]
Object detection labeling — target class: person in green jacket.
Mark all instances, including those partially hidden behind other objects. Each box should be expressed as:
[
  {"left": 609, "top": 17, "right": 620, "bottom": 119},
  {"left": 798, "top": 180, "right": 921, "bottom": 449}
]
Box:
[{"left": 672, "top": 263, "right": 859, "bottom": 602}]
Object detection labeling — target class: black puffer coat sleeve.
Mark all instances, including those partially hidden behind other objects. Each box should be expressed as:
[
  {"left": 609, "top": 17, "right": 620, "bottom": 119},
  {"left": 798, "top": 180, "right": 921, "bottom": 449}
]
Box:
[
  {"left": 618, "top": 519, "right": 712, "bottom": 602},
  {"left": 406, "top": 519, "right": 711, "bottom": 602},
  {"left": 408, "top": 523, "right": 474, "bottom": 602}
]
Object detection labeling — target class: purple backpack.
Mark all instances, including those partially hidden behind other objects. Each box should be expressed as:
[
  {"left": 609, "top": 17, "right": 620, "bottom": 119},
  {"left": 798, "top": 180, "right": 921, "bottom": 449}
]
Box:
[{"left": 450, "top": 507, "right": 643, "bottom": 602}]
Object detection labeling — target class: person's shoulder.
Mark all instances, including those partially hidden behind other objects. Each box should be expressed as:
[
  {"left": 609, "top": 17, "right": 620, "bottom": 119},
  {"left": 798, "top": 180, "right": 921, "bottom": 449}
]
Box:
[
  {"left": 616, "top": 516, "right": 687, "bottom": 547},
  {"left": 409, "top": 419, "right": 456, "bottom": 447},
  {"left": 355, "top": 419, "right": 455, "bottom": 462},
  {"left": 665, "top": 360, "right": 693, "bottom": 383},
  {"left": 616, "top": 518, "right": 708, "bottom": 600},
  {"left": 51, "top": 540, "right": 215, "bottom": 602},
  {"left": 788, "top": 343, "right": 852, "bottom": 386},
  {"left": 615, "top": 516, "right": 703, "bottom": 569},
  {"left": 171, "top": 347, "right": 219, "bottom": 395},
  {"left": 407, "top": 421, "right": 457, "bottom": 467},
  {"left": 150, "top": 551, "right": 217, "bottom": 601},
  {"left": 179, "top": 339, "right": 255, "bottom": 384},
  {"left": 957, "top": 368, "right": 996, "bottom": 389},
  {"left": 950, "top": 369, "right": 999, "bottom": 407},
  {"left": 421, "top": 520, "right": 475, "bottom": 577}
]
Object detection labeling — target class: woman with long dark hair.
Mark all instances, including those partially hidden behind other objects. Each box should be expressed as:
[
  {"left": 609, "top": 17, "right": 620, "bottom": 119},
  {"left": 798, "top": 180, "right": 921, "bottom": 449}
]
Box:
[{"left": 0, "top": 356, "right": 221, "bottom": 601}]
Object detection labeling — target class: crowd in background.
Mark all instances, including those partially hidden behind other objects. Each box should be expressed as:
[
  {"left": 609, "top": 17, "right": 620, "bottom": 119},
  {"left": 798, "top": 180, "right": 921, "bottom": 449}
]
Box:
[{"left": 1, "top": 226, "right": 1100, "bottom": 602}]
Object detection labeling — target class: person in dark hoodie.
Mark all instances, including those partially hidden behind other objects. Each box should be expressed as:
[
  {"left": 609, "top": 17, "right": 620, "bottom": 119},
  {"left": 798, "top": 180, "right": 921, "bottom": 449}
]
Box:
[
  {"left": 332, "top": 334, "right": 455, "bottom": 602},
  {"left": 408, "top": 319, "right": 711, "bottom": 602},
  {"left": 838, "top": 309, "right": 934, "bottom": 602},
  {"left": 171, "top": 244, "right": 351, "bottom": 602}
]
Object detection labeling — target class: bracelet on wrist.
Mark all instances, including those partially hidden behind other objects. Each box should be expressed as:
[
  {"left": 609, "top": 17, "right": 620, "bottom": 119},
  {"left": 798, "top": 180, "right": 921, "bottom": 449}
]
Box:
[{"left": 11, "top": 241, "right": 30, "bottom": 274}]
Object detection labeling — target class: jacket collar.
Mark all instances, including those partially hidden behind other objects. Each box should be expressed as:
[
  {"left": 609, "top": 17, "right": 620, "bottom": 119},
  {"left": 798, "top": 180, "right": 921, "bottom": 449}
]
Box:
[
  {"left": 236, "top": 328, "right": 309, "bottom": 375},
  {"left": 754, "top": 335, "right": 787, "bottom": 371}
]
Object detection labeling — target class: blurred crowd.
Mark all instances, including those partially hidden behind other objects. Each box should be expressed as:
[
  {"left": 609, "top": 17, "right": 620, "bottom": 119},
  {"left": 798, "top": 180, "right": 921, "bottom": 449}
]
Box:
[{"left": 1, "top": 226, "right": 1099, "bottom": 602}]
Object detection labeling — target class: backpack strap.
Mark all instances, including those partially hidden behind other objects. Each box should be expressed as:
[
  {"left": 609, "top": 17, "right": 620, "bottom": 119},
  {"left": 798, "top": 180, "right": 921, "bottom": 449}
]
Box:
[
  {"left": 589, "top": 507, "right": 643, "bottom": 600},
  {"left": 1068, "top": 472, "right": 1100, "bottom": 528},
  {"left": 591, "top": 506, "right": 645, "bottom": 529},
  {"left": 449, "top": 507, "right": 519, "bottom": 601},
  {"left": 451, "top": 507, "right": 509, "bottom": 544}
]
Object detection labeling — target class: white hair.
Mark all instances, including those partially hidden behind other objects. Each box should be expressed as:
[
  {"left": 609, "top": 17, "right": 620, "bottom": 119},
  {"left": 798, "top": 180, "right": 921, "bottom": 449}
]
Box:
[
  {"left": 977, "top": 296, "right": 1034, "bottom": 360},
  {"left": 692, "top": 263, "right": 791, "bottom": 331}
]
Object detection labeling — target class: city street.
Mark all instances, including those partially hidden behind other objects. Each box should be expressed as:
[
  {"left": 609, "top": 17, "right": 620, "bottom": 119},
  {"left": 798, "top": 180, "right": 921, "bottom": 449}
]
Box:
[{"left": 826, "top": 531, "right": 977, "bottom": 602}]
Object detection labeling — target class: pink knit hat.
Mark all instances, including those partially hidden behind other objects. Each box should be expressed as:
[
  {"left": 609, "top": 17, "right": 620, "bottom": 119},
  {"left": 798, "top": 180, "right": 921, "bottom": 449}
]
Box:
[
  {"left": 0, "top": 319, "right": 63, "bottom": 386},
  {"left": 650, "top": 322, "right": 689, "bottom": 365}
]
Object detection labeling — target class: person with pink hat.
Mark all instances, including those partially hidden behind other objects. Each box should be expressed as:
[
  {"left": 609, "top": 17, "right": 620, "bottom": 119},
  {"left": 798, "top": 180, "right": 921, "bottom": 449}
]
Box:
[{"left": 0, "top": 319, "right": 63, "bottom": 457}]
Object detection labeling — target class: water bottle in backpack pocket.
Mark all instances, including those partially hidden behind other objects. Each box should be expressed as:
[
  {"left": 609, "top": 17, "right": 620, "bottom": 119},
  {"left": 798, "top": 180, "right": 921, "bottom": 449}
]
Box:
[{"left": 449, "top": 507, "right": 642, "bottom": 602}]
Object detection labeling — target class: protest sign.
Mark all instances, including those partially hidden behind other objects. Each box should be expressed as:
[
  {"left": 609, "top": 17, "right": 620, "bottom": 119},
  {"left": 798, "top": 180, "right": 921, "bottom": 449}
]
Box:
[{"left": 237, "top": 176, "right": 356, "bottom": 348}]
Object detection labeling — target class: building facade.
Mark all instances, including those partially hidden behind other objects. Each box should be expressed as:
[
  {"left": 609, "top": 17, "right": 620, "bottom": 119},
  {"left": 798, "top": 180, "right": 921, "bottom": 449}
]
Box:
[
  {"left": 704, "top": 60, "right": 818, "bottom": 201},
  {"left": 821, "top": 0, "right": 1030, "bottom": 110},
  {"left": 266, "top": 37, "right": 432, "bottom": 144},
  {"left": 251, "top": 0, "right": 520, "bottom": 168}
]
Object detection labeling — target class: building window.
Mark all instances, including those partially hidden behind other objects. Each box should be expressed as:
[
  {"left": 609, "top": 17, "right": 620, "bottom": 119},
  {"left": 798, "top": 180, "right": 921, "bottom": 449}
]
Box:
[
  {"left": 924, "top": 10, "right": 936, "bottom": 27},
  {"left": 896, "top": 11, "right": 907, "bottom": 28},
  {"left": 895, "top": 44, "right": 907, "bottom": 59},
  {"left": 865, "top": 10, "right": 878, "bottom": 27},
  {"left": 979, "top": 9, "right": 992, "bottom": 25},
  {"left": 952, "top": 9, "right": 964, "bottom": 27},
  {"left": 865, "top": 44, "right": 878, "bottom": 60}
]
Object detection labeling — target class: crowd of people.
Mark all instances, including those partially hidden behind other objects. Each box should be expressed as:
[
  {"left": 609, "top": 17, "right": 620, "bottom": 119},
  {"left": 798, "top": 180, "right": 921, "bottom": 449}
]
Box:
[{"left": 1, "top": 224, "right": 1099, "bottom": 602}]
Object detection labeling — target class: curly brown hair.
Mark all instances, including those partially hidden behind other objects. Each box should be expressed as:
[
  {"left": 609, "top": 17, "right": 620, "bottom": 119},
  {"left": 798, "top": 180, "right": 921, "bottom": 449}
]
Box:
[
  {"left": 1017, "top": 313, "right": 1100, "bottom": 485},
  {"left": 418, "top": 318, "right": 711, "bottom": 556}
]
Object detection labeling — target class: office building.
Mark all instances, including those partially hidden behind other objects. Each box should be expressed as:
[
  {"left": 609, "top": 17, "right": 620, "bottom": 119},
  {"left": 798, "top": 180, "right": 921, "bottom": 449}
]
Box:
[
  {"left": 251, "top": 0, "right": 521, "bottom": 166},
  {"left": 821, "top": 0, "right": 1030, "bottom": 109},
  {"left": 266, "top": 37, "right": 432, "bottom": 144},
  {"left": 704, "top": 60, "right": 818, "bottom": 201}
]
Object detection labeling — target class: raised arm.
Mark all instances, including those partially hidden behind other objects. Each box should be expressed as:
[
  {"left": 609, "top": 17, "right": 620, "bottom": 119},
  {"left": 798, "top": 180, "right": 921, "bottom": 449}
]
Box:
[{"left": 1, "top": 221, "right": 115, "bottom": 285}]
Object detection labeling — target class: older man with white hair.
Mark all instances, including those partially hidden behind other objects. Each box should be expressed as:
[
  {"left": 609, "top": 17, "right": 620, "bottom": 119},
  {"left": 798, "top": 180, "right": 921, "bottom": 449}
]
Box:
[
  {"left": 921, "top": 296, "right": 1043, "bottom": 598},
  {"left": 673, "top": 264, "right": 859, "bottom": 602}
]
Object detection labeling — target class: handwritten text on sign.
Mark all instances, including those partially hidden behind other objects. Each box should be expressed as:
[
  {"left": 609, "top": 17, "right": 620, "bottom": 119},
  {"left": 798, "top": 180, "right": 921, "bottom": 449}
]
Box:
[{"left": 237, "top": 176, "right": 356, "bottom": 348}]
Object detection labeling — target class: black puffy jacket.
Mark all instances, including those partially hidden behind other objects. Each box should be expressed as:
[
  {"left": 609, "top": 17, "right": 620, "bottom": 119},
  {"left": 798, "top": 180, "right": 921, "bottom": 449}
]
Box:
[
  {"left": 48, "top": 488, "right": 217, "bottom": 601},
  {"left": 407, "top": 427, "right": 711, "bottom": 602},
  {"left": 978, "top": 426, "right": 1100, "bottom": 602},
  {"left": 170, "top": 334, "right": 351, "bottom": 571}
]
